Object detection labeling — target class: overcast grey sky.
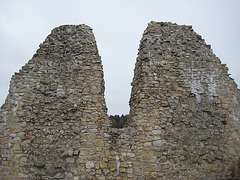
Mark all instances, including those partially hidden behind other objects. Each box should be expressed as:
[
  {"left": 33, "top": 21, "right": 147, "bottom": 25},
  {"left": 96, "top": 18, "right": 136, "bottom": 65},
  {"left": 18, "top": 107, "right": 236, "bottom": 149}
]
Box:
[{"left": 0, "top": 0, "right": 239, "bottom": 115}]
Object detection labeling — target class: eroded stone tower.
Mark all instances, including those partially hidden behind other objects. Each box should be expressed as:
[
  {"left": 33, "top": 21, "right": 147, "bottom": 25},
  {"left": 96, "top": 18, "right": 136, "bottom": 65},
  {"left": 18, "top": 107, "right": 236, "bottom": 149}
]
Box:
[
  {"left": 0, "top": 22, "right": 240, "bottom": 179},
  {"left": 126, "top": 21, "right": 240, "bottom": 179},
  {"left": 0, "top": 25, "right": 112, "bottom": 179}
]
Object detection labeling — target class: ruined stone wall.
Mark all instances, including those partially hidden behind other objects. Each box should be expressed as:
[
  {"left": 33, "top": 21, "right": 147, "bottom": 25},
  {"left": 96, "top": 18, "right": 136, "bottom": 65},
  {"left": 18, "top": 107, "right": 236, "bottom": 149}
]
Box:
[
  {"left": 1, "top": 22, "right": 240, "bottom": 180},
  {"left": 124, "top": 21, "right": 240, "bottom": 179},
  {"left": 0, "top": 25, "right": 113, "bottom": 179}
]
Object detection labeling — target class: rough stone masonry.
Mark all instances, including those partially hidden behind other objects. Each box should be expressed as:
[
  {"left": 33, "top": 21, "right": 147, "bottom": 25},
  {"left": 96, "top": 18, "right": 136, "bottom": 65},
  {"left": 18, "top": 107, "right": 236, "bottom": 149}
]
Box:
[{"left": 0, "top": 22, "right": 240, "bottom": 179}]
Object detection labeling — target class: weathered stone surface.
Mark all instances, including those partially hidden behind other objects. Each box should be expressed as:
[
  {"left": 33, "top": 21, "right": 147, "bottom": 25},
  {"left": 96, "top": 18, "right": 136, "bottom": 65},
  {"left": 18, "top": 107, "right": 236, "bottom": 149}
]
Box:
[
  {"left": 125, "top": 21, "right": 240, "bottom": 179},
  {"left": 86, "top": 161, "right": 95, "bottom": 169},
  {"left": 0, "top": 24, "right": 111, "bottom": 179},
  {"left": 0, "top": 22, "right": 240, "bottom": 179},
  {"left": 153, "top": 140, "right": 163, "bottom": 147}
]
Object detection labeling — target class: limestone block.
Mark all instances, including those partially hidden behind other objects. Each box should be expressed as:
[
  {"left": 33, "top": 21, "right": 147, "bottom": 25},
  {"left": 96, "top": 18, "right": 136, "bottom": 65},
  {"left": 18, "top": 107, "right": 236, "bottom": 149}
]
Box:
[
  {"left": 153, "top": 140, "right": 163, "bottom": 147},
  {"left": 86, "top": 161, "right": 95, "bottom": 169}
]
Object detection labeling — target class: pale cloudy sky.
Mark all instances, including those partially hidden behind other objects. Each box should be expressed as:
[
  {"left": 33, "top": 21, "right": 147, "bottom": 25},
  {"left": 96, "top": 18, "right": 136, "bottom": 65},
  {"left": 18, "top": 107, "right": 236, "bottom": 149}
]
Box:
[{"left": 0, "top": 0, "right": 239, "bottom": 115}]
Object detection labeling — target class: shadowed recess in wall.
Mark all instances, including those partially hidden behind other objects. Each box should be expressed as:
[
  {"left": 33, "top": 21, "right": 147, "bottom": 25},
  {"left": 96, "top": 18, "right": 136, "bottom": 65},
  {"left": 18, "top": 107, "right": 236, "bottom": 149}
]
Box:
[{"left": 109, "top": 114, "right": 128, "bottom": 128}]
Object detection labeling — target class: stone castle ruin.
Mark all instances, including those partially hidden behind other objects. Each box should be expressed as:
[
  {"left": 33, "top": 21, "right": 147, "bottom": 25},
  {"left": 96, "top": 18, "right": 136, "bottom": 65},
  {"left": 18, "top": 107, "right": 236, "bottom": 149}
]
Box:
[{"left": 0, "top": 22, "right": 240, "bottom": 179}]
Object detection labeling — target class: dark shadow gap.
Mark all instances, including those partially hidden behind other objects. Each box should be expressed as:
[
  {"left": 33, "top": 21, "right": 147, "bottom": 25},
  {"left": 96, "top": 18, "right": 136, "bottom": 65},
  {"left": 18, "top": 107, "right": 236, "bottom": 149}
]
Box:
[{"left": 109, "top": 114, "right": 129, "bottom": 128}]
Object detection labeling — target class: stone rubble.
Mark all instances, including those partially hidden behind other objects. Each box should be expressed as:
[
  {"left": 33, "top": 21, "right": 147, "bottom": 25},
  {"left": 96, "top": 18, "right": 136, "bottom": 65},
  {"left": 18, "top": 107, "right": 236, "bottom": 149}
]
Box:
[{"left": 0, "top": 22, "right": 240, "bottom": 179}]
